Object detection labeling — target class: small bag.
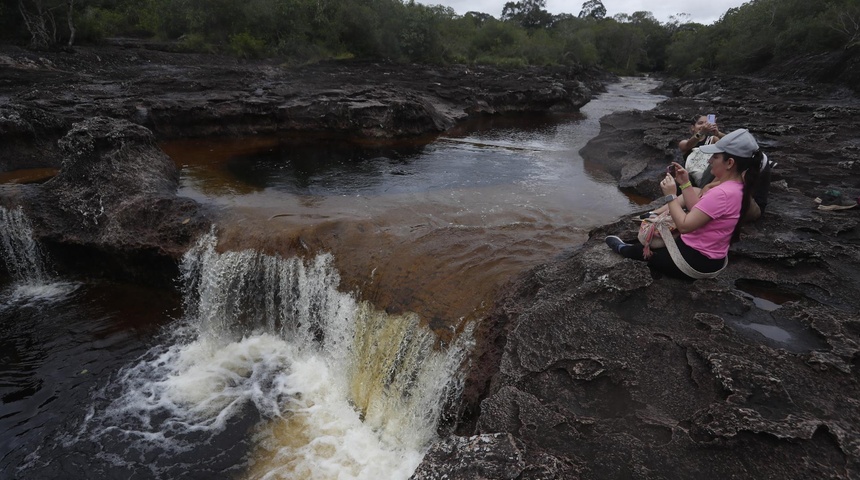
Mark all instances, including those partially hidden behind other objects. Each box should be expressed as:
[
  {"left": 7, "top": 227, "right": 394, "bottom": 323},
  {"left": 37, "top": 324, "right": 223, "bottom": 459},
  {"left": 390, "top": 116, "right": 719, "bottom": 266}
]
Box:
[
  {"left": 638, "top": 212, "right": 678, "bottom": 258},
  {"left": 684, "top": 147, "right": 713, "bottom": 187}
]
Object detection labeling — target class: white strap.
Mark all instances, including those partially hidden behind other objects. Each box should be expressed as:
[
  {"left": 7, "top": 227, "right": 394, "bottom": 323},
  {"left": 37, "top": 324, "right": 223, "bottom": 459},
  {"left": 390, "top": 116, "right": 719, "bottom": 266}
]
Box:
[{"left": 657, "top": 223, "right": 727, "bottom": 279}]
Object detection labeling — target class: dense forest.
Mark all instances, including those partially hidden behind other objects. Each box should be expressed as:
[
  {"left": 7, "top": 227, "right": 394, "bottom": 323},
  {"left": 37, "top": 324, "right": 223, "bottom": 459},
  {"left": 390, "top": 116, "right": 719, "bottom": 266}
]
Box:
[{"left": 2, "top": 0, "right": 858, "bottom": 76}]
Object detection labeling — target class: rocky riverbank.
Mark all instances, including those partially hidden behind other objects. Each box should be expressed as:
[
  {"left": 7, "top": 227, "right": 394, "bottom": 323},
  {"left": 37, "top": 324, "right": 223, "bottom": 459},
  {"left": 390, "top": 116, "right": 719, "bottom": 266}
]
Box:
[
  {"left": 2, "top": 41, "right": 860, "bottom": 478},
  {"left": 427, "top": 71, "right": 860, "bottom": 477},
  {"left": 0, "top": 42, "right": 604, "bottom": 172}
]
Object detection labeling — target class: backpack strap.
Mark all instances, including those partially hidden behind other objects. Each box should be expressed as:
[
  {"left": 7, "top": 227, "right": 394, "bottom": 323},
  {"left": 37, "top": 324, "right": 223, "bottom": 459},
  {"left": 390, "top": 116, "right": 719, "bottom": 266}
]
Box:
[{"left": 658, "top": 223, "right": 727, "bottom": 279}]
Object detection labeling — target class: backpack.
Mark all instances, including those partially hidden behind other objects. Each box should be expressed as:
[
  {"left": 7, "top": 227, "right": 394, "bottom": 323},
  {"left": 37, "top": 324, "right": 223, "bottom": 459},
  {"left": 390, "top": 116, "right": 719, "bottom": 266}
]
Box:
[
  {"left": 638, "top": 212, "right": 678, "bottom": 259},
  {"left": 684, "top": 147, "right": 713, "bottom": 187},
  {"left": 754, "top": 153, "right": 776, "bottom": 213}
]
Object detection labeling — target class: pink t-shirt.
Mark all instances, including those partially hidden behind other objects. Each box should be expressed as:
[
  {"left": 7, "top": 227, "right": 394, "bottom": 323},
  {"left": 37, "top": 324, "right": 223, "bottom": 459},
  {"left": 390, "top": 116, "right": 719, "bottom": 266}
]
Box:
[{"left": 681, "top": 181, "right": 743, "bottom": 259}]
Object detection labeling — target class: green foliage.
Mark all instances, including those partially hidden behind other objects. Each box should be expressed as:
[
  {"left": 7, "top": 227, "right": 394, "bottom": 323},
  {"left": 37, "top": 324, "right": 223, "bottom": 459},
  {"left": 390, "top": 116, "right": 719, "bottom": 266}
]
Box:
[
  {"left": 469, "top": 20, "right": 528, "bottom": 61},
  {"left": 135, "top": 0, "right": 189, "bottom": 39},
  {"left": 590, "top": 18, "right": 648, "bottom": 74},
  {"left": 474, "top": 54, "right": 527, "bottom": 67},
  {"left": 828, "top": 1, "right": 860, "bottom": 49},
  {"left": 74, "top": 7, "right": 126, "bottom": 43},
  {"left": 229, "top": 32, "right": 267, "bottom": 59},
  {"left": 578, "top": 0, "right": 606, "bottom": 20},
  {"left": 398, "top": 4, "right": 445, "bottom": 63},
  {"left": 520, "top": 28, "right": 562, "bottom": 65},
  {"left": 177, "top": 33, "right": 215, "bottom": 53},
  {"left": 1, "top": 0, "right": 852, "bottom": 75},
  {"left": 551, "top": 15, "right": 597, "bottom": 66},
  {"left": 665, "top": 0, "right": 854, "bottom": 75},
  {"left": 501, "top": 0, "right": 553, "bottom": 30},
  {"left": 665, "top": 28, "right": 710, "bottom": 75}
]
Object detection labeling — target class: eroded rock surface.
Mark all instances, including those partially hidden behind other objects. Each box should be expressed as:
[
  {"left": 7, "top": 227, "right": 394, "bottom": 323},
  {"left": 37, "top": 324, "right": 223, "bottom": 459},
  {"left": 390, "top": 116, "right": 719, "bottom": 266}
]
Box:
[
  {"left": 0, "top": 43, "right": 604, "bottom": 171},
  {"left": 1, "top": 116, "right": 211, "bottom": 283}
]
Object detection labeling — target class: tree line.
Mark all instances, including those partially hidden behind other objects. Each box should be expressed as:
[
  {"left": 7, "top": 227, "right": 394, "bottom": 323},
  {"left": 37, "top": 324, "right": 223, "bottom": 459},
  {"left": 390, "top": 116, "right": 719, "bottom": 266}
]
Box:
[{"left": 2, "top": 0, "right": 858, "bottom": 76}]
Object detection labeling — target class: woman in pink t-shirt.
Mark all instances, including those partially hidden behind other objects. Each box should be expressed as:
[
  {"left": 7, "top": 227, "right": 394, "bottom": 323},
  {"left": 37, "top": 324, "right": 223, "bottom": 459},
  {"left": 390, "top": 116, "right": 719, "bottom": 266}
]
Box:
[{"left": 605, "top": 129, "right": 763, "bottom": 280}]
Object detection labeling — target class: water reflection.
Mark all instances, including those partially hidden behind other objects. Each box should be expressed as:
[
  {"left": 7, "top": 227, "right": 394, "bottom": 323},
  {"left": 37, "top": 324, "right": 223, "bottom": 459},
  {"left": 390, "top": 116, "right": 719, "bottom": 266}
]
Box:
[{"left": 227, "top": 140, "right": 424, "bottom": 195}]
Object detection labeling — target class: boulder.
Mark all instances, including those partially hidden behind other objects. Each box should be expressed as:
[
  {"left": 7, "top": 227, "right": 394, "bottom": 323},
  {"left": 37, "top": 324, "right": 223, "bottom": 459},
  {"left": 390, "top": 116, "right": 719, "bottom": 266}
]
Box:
[{"left": 3, "top": 117, "right": 211, "bottom": 283}]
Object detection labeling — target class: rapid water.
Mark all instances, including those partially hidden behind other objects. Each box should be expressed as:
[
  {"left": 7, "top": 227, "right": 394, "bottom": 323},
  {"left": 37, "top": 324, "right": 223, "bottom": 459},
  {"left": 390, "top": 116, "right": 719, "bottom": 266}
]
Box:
[
  {"left": 0, "top": 206, "right": 49, "bottom": 284},
  {"left": 38, "top": 231, "right": 470, "bottom": 479},
  {"left": 1, "top": 78, "right": 666, "bottom": 479}
]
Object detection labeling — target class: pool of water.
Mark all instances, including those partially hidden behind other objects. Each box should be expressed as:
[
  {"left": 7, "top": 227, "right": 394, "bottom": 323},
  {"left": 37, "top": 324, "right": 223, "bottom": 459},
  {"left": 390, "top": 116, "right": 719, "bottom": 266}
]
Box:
[{"left": 161, "top": 77, "right": 665, "bottom": 323}]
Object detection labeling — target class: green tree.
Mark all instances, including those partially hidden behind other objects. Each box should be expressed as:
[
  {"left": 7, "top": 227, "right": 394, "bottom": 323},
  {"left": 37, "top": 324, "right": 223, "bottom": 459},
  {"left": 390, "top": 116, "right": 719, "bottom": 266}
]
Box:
[
  {"left": 551, "top": 14, "right": 598, "bottom": 66},
  {"left": 17, "top": 0, "right": 77, "bottom": 48},
  {"left": 578, "top": 0, "right": 605, "bottom": 20},
  {"left": 469, "top": 19, "right": 528, "bottom": 64},
  {"left": 501, "top": 0, "right": 552, "bottom": 30},
  {"left": 828, "top": 1, "right": 860, "bottom": 48}
]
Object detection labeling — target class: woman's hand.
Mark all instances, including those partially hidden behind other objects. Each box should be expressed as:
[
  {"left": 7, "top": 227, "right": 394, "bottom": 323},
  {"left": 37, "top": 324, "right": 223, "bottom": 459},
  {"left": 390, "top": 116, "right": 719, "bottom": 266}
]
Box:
[
  {"left": 660, "top": 174, "right": 677, "bottom": 196},
  {"left": 671, "top": 162, "right": 690, "bottom": 185},
  {"left": 704, "top": 122, "right": 718, "bottom": 134}
]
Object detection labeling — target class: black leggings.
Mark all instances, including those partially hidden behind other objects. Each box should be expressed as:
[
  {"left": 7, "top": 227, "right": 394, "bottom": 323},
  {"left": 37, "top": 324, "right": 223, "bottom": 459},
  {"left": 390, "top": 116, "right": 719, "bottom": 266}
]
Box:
[{"left": 619, "top": 237, "right": 726, "bottom": 280}]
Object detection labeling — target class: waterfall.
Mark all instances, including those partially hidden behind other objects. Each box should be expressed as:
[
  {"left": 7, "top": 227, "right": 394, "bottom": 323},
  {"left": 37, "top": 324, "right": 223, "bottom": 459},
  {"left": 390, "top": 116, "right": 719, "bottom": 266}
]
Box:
[
  {"left": 78, "top": 229, "right": 473, "bottom": 479},
  {"left": 0, "top": 205, "right": 49, "bottom": 284}
]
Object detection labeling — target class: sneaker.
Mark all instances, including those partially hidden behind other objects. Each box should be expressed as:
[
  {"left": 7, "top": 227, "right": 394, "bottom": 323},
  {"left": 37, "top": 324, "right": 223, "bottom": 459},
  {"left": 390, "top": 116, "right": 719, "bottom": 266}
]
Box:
[{"left": 605, "top": 235, "right": 630, "bottom": 254}]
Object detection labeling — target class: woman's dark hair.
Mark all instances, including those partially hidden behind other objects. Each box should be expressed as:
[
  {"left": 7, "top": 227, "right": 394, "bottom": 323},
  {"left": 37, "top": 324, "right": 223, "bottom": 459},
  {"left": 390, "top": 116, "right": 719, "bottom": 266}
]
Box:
[
  {"left": 727, "top": 150, "right": 763, "bottom": 243},
  {"left": 691, "top": 114, "right": 706, "bottom": 124}
]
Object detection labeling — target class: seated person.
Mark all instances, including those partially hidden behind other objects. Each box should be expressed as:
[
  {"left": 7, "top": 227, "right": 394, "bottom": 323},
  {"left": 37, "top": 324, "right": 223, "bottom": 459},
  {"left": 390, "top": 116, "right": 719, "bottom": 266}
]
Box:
[
  {"left": 607, "top": 129, "right": 763, "bottom": 280},
  {"left": 649, "top": 151, "right": 775, "bottom": 222},
  {"left": 679, "top": 114, "right": 725, "bottom": 188}
]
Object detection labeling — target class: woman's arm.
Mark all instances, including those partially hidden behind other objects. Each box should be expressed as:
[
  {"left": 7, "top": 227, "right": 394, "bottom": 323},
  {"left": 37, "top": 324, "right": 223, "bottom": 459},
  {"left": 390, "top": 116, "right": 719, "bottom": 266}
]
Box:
[
  {"left": 678, "top": 132, "right": 701, "bottom": 154},
  {"left": 661, "top": 163, "right": 711, "bottom": 233},
  {"left": 667, "top": 201, "right": 712, "bottom": 233}
]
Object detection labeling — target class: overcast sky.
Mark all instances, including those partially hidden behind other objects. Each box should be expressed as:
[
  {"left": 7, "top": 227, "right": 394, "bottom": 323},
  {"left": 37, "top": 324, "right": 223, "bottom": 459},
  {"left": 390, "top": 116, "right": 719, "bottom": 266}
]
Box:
[{"left": 423, "top": 0, "right": 749, "bottom": 25}]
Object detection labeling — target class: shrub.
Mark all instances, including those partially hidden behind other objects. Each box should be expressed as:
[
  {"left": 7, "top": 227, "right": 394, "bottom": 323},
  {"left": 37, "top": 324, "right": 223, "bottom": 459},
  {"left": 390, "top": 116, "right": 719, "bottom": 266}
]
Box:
[
  {"left": 229, "top": 32, "right": 267, "bottom": 59},
  {"left": 177, "top": 33, "right": 215, "bottom": 53}
]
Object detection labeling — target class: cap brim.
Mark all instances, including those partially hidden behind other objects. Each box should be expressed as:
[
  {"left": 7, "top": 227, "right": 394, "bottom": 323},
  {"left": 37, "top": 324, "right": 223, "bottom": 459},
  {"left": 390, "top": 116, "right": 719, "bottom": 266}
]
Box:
[{"left": 698, "top": 144, "right": 722, "bottom": 154}]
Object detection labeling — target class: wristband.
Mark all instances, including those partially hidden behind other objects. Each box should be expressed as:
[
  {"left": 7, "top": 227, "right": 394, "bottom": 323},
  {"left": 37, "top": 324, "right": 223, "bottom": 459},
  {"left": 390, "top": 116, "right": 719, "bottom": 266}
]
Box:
[{"left": 679, "top": 181, "right": 692, "bottom": 190}]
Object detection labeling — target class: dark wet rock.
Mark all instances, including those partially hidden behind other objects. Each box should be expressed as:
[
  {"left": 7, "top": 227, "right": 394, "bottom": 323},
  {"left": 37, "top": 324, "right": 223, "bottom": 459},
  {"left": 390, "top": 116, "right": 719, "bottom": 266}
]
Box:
[
  {"left": 2, "top": 116, "right": 211, "bottom": 283},
  {"left": 0, "top": 44, "right": 605, "bottom": 169},
  {"left": 410, "top": 432, "right": 579, "bottom": 480},
  {"left": 411, "top": 432, "right": 527, "bottom": 480},
  {"left": 420, "top": 74, "right": 860, "bottom": 478}
]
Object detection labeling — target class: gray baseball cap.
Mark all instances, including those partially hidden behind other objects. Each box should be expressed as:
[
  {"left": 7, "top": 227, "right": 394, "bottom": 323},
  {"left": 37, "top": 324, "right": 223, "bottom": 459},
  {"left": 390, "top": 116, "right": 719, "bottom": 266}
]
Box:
[{"left": 699, "top": 128, "right": 759, "bottom": 157}]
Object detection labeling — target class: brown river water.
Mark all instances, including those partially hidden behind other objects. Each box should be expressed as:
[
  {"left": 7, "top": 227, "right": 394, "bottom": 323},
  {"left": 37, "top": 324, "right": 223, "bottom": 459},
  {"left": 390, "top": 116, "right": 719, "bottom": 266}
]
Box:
[{"left": 1, "top": 78, "right": 664, "bottom": 479}]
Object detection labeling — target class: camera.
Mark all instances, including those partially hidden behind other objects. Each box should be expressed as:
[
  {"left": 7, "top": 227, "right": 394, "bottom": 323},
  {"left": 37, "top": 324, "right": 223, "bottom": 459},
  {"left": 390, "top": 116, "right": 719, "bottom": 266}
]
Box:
[
  {"left": 666, "top": 164, "right": 676, "bottom": 176},
  {"left": 707, "top": 114, "right": 716, "bottom": 123}
]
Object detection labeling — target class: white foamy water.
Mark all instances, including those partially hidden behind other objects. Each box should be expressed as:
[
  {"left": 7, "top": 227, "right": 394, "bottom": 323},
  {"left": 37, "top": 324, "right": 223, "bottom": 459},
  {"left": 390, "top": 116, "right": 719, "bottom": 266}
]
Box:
[
  {"left": 74, "top": 230, "right": 472, "bottom": 479},
  {"left": 0, "top": 280, "right": 79, "bottom": 306},
  {"left": 0, "top": 205, "right": 49, "bottom": 283},
  {"left": 0, "top": 205, "right": 79, "bottom": 304}
]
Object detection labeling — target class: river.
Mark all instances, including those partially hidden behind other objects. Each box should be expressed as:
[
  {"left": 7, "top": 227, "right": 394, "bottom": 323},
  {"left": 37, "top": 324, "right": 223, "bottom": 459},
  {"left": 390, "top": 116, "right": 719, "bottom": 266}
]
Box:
[{"left": 0, "top": 77, "right": 665, "bottom": 479}]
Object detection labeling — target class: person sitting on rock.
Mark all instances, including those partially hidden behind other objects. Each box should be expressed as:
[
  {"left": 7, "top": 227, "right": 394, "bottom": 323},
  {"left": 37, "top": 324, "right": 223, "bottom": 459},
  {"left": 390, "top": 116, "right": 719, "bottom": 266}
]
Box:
[
  {"left": 679, "top": 114, "right": 725, "bottom": 188},
  {"left": 606, "top": 129, "right": 763, "bottom": 280}
]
